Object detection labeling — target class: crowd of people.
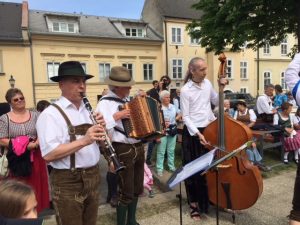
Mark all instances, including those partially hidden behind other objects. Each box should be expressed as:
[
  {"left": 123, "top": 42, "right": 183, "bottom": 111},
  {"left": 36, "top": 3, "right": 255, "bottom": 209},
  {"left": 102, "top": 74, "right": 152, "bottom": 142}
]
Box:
[{"left": 1, "top": 54, "right": 300, "bottom": 225}]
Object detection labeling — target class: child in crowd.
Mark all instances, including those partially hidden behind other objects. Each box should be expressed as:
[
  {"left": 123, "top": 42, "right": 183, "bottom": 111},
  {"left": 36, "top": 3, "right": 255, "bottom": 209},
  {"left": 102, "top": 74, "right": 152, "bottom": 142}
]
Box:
[
  {"left": 0, "top": 180, "right": 38, "bottom": 219},
  {"left": 143, "top": 163, "right": 155, "bottom": 198},
  {"left": 274, "top": 102, "right": 300, "bottom": 164}
]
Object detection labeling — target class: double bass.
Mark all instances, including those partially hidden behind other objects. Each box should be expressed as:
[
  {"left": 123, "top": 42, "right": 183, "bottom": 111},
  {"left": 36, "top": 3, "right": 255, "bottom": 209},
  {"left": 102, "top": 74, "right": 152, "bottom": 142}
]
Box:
[{"left": 203, "top": 53, "right": 263, "bottom": 210}]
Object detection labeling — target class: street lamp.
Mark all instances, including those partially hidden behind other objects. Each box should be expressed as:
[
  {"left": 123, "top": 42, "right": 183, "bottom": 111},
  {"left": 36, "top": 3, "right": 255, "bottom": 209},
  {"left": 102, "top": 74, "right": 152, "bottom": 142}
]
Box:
[{"left": 9, "top": 75, "right": 15, "bottom": 88}]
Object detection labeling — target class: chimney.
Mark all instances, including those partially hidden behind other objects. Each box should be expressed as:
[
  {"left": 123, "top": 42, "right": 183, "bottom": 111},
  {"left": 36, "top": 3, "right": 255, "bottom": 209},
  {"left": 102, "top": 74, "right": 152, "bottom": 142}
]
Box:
[{"left": 21, "top": 1, "right": 28, "bottom": 29}]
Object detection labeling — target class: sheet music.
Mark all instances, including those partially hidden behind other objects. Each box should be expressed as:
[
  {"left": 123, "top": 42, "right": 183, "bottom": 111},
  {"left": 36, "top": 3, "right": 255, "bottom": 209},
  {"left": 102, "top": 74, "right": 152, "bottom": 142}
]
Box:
[
  {"left": 168, "top": 148, "right": 216, "bottom": 188},
  {"left": 167, "top": 142, "right": 249, "bottom": 189}
]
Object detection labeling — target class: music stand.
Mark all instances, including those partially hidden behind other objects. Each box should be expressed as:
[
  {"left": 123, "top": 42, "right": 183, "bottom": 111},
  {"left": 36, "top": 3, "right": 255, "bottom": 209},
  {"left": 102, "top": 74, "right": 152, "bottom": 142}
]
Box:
[{"left": 167, "top": 143, "right": 248, "bottom": 225}]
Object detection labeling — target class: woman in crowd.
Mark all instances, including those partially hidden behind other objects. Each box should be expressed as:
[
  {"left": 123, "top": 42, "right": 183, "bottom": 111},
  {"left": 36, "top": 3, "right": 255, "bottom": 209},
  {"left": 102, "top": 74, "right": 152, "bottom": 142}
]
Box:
[
  {"left": 156, "top": 90, "right": 180, "bottom": 176},
  {"left": 273, "top": 102, "right": 300, "bottom": 164},
  {"left": 0, "top": 88, "right": 49, "bottom": 213}
]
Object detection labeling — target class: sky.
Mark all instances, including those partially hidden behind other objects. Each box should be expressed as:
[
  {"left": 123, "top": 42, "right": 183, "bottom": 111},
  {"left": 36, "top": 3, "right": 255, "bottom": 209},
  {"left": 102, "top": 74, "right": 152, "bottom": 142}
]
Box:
[{"left": 1, "top": 0, "right": 145, "bottom": 19}]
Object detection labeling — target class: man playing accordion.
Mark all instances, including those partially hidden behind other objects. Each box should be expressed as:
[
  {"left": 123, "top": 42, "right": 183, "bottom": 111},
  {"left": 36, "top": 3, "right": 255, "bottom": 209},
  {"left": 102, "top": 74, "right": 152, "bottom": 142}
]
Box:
[{"left": 96, "top": 66, "right": 144, "bottom": 225}]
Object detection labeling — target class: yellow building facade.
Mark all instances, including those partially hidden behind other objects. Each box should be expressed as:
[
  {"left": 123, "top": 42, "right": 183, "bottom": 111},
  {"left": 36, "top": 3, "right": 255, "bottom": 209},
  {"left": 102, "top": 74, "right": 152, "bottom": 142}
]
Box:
[
  {"left": 0, "top": 0, "right": 298, "bottom": 110},
  {"left": 31, "top": 35, "right": 163, "bottom": 108},
  {"left": 0, "top": 2, "right": 34, "bottom": 107}
]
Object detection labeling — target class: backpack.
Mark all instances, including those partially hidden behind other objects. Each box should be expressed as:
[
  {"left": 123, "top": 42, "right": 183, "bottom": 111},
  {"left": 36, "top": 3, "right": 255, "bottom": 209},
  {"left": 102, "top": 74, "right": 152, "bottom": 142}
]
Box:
[{"left": 6, "top": 139, "right": 32, "bottom": 177}]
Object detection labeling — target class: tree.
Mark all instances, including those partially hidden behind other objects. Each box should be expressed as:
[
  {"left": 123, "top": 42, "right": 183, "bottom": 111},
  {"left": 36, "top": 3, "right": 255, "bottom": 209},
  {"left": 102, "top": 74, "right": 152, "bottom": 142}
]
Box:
[{"left": 187, "top": 0, "right": 300, "bottom": 55}]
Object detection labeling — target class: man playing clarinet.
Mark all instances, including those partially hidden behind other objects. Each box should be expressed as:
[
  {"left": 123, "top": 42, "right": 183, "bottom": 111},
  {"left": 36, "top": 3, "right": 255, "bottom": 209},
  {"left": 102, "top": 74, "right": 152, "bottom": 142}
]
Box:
[{"left": 36, "top": 61, "right": 105, "bottom": 225}]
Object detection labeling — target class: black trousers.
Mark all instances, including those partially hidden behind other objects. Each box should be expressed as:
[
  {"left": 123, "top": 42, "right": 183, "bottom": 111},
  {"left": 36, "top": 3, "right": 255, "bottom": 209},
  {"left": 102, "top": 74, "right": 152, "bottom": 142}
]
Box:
[
  {"left": 290, "top": 160, "right": 300, "bottom": 221},
  {"left": 181, "top": 126, "right": 209, "bottom": 213}
]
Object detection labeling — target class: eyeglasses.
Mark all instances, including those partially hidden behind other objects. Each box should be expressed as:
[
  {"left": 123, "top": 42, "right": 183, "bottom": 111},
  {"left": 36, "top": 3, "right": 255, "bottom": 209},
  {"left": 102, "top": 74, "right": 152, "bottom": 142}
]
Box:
[{"left": 12, "top": 97, "right": 25, "bottom": 103}]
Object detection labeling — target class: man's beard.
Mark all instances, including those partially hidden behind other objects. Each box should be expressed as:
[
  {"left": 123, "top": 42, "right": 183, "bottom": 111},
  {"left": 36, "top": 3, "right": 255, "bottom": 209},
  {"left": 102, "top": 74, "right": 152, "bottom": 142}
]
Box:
[{"left": 192, "top": 76, "right": 203, "bottom": 83}]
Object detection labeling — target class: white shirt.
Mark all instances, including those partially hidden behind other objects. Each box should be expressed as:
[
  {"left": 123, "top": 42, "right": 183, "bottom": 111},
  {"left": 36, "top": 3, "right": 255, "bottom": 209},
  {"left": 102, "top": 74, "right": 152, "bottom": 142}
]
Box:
[
  {"left": 273, "top": 113, "right": 293, "bottom": 127},
  {"left": 95, "top": 90, "right": 139, "bottom": 144},
  {"left": 36, "top": 96, "right": 100, "bottom": 169},
  {"left": 285, "top": 53, "right": 300, "bottom": 106},
  {"left": 256, "top": 94, "right": 274, "bottom": 114},
  {"left": 180, "top": 79, "right": 218, "bottom": 136},
  {"left": 293, "top": 115, "right": 300, "bottom": 125},
  {"left": 233, "top": 108, "right": 257, "bottom": 122}
]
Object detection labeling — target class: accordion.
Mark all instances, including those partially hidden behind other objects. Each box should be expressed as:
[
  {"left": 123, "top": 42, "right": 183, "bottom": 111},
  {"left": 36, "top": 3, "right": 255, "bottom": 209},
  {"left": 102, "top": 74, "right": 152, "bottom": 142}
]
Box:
[{"left": 120, "top": 96, "right": 165, "bottom": 140}]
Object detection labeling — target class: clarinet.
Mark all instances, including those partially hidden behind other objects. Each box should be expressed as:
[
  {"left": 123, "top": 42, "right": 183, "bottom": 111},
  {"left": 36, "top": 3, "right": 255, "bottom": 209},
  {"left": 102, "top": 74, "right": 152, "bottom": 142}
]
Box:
[{"left": 80, "top": 93, "right": 125, "bottom": 173}]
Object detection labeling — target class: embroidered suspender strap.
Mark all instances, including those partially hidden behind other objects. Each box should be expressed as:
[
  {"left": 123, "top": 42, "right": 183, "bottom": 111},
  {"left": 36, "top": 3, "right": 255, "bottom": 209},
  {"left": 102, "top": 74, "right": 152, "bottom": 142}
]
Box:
[
  {"left": 51, "top": 103, "right": 76, "bottom": 171},
  {"left": 100, "top": 96, "right": 128, "bottom": 135},
  {"left": 100, "top": 96, "right": 126, "bottom": 104}
]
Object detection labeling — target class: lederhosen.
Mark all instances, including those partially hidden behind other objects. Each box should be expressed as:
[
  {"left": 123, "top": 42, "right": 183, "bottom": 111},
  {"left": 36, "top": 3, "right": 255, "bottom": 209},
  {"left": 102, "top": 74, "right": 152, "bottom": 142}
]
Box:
[
  {"left": 236, "top": 109, "right": 251, "bottom": 125},
  {"left": 50, "top": 104, "right": 100, "bottom": 225},
  {"left": 100, "top": 97, "right": 145, "bottom": 205}
]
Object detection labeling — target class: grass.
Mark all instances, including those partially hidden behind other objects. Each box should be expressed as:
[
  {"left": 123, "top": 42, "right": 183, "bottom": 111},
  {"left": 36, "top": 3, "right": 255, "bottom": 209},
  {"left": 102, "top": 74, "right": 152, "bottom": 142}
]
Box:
[{"left": 260, "top": 147, "right": 297, "bottom": 178}]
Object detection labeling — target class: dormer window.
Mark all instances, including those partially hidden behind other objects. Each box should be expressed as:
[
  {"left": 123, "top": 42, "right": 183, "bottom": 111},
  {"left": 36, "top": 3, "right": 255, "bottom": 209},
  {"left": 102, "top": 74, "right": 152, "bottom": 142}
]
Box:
[
  {"left": 45, "top": 14, "right": 79, "bottom": 34},
  {"left": 52, "top": 22, "right": 76, "bottom": 33},
  {"left": 125, "top": 28, "right": 143, "bottom": 37}
]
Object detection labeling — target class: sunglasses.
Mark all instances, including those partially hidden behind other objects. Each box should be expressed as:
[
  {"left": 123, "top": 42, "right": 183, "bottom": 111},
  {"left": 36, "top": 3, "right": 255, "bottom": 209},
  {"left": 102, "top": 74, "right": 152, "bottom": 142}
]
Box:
[{"left": 12, "top": 97, "right": 25, "bottom": 103}]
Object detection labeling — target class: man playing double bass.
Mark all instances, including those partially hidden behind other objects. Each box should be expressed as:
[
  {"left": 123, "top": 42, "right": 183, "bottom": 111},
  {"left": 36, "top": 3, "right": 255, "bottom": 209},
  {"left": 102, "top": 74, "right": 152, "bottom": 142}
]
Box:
[{"left": 180, "top": 57, "right": 228, "bottom": 221}]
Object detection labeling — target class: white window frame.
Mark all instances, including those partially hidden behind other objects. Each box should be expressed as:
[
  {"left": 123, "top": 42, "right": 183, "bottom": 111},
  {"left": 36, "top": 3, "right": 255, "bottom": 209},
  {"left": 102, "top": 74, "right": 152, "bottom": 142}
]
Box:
[
  {"left": 171, "top": 27, "right": 183, "bottom": 44},
  {"left": 171, "top": 58, "right": 183, "bottom": 79},
  {"left": 281, "top": 71, "right": 287, "bottom": 90},
  {"left": 263, "top": 43, "right": 270, "bottom": 55},
  {"left": 47, "top": 61, "right": 60, "bottom": 82},
  {"left": 227, "top": 59, "right": 233, "bottom": 79},
  {"left": 52, "top": 22, "right": 76, "bottom": 33},
  {"left": 99, "top": 63, "right": 111, "bottom": 82},
  {"left": 190, "top": 37, "right": 200, "bottom": 45},
  {"left": 240, "top": 61, "right": 248, "bottom": 79},
  {"left": 122, "top": 63, "right": 134, "bottom": 79},
  {"left": 240, "top": 87, "right": 247, "bottom": 93},
  {"left": 281, "top": 37, "right": 288, "bottom": 56},
  {"left": 143, "top": 63, "right": 154, "bottom": 81},
  {"left": 125, "top": 28, "right": 144, "bottom": 37},
  {"left": 263, "top": 71, "right": 272, "bottom": 86}
]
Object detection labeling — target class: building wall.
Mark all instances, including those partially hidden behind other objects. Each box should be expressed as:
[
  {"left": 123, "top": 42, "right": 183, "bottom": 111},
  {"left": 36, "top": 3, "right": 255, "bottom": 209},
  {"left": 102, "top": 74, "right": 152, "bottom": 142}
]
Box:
[
  {"left": 31, "top": 35, "right": 163, "bottom": 108},
  {"left": 165, "top": 19, "right": 207, "bottom": 90},
  {"left": 0, "top": 45, "right": 34, "bottom": 107},
  {"left": 257, "top": 34, "right": 297, "bottom": 94}
]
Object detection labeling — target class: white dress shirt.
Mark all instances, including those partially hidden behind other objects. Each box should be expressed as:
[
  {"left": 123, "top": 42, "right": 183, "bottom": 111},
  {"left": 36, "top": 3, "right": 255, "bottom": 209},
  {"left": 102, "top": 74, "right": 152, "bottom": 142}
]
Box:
[
  {"left": 256, "top": 94, "right": 274, "bottom": 114},
  {"left": 36, "top": 96, "right": 100, "bottom": 169},
  {"left": 95, "top": 90, "right": 139, "bottom": 144},
  {"left": 180, "top": 79, "right": 218, "bottom": 136},
  {"left": 285, "top": 53, "right": 300, "bottom": 106}
]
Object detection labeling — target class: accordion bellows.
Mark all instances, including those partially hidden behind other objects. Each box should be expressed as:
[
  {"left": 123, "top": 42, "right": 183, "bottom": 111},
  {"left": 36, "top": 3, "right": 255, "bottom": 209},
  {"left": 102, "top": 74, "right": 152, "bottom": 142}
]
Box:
[{"left": 121, "top": 96, "right": 165, "bottom": 140}]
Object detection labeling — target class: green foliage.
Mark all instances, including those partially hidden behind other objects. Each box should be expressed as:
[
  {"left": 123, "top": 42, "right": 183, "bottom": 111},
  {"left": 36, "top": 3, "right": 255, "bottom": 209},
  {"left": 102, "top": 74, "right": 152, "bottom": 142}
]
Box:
[{"left": 187, "top": 0, "right": 299, "bottom": 54}]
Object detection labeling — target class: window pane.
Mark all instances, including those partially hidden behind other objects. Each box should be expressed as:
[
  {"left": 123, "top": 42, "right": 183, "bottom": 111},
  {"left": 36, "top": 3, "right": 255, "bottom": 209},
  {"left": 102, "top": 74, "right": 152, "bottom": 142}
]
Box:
[
  {"left": 172, "top": 28, "right": 176, "bottom": 43},
  {"left": 177, "top": 28, "right": 181, "bottom": 43},
  {"left": 60, "top": 23, "right": 67, "bottom": 32},
  {"left": 47, "top": 62, "right": 60, "bottom": 81},
  {"left": 68, "top": 23, "right": 74, "bottom": 32},
  {"left": 138, "top": 29, "right": 143, "bottom": 37},
  {"left": 125, "top": 29, "right": 131, "bottom": 36},
  {"left": 98, "top": 63, "right": 110, "bottom": 81},
  {"left": 132, "top": 29, "right": 137, "bottom": 37},
  {"left": 53, "top": 22, "right": 59, "bottom": 31}
]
